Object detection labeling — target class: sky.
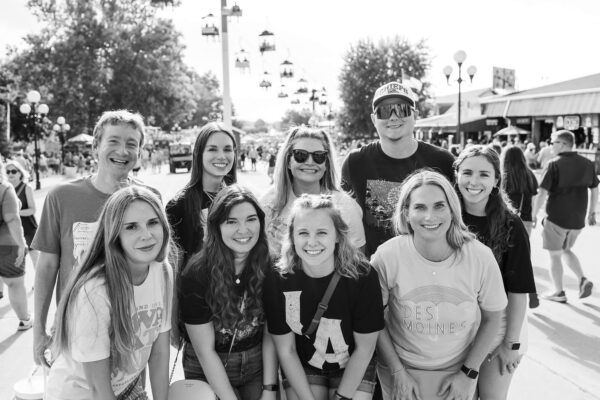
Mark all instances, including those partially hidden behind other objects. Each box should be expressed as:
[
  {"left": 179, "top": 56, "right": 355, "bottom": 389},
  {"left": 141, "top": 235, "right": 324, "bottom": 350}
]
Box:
[{"left": 2, "top": 0, "right": 600, "bottom": 122}]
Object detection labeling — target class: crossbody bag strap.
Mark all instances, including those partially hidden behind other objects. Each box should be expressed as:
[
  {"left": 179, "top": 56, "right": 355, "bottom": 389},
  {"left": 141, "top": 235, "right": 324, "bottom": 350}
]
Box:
[
  {"left": 15, "top": 182, "right": 25, "bottom": 197},
  {"left": 302, "top": 271, "right": 341, "bottom": 338}
]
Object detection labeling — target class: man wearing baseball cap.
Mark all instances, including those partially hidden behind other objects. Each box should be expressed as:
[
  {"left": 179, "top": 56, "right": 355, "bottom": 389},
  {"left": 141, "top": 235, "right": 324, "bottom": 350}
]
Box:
[{"left": 341, "top": 81, "right": 455, "bottom": 257}]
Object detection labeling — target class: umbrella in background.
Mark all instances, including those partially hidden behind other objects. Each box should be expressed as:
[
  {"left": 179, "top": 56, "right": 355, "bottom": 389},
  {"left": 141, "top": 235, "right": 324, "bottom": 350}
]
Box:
[
  {"left": 67, "top": 133, "right": 94, "bottom": 143},
  {"left": 493, "top": 126, "right": 530, "bottom": 137}
]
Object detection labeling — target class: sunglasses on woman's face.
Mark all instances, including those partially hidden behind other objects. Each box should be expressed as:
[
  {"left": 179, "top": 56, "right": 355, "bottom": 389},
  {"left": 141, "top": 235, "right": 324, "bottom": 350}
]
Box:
[
  {"left": 375, "top": 102, "right": 414, "bottom": 119},
  {"left": 6, "top": 169, "right": 19, "bottom": 175},
  {"left": 290, "top": 149, "right": 328, "bottom": 165}
]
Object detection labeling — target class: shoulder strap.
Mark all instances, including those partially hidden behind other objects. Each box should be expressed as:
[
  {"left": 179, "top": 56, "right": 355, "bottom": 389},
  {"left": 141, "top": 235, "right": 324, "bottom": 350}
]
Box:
[
  {"left": 15, "top": 182, "right": 25, "bottom": 197},
  {"left": 302, "top": 271, "right": 341, "bottom": 338}
]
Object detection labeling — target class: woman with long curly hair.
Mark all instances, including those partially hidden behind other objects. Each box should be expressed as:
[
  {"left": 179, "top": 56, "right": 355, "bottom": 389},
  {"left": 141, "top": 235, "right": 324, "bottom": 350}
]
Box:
[
  {"left": 260, "top": 126, "right": 365, "bottom": 257},
  {"left": 45, "top": 186, "right": 174, "bottom": 400},
  {"left": 263, "top": 194, "right": 383, "bottom": 400},
  {"left": 179, "top": 185, "right": 277, "bottom": 400},
  {"left": 454, "top": 146, "right": 537, "bottom": 400}
]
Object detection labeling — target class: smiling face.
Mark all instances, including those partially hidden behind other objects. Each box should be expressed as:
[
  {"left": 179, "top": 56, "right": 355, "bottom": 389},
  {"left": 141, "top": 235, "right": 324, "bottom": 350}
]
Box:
[
  {"left": 119, "top": 200, "right": 164, "bottom": 270},
  {"left": 456, "top": 155, "right": 499, "bottom": 215},
  {"left": 371, "top": 97, "right": 416, "bottom": 144},
  {"left": 292, "top": 208, "right": 337, "bottom": 276},
  {"left": 407, "top": 184, "right": 452, "bottom": 244},
  {"left": 95, "top": 124, "right": 142, "bottom": 179},
  {"left": 202, "top": 132, "right": 235, "bottom": 181},
  {"left": 288, "top": 138, "right": 327, "bottom": 189},
  {"left": 220, "top": 201, "right": 261, "bottom": 260}
]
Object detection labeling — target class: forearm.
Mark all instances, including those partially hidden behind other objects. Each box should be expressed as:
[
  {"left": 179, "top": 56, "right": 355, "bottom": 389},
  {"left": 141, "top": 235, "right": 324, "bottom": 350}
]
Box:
[
  {"left": 532, "top": 189, "right": 548, "bottom": 218},
  {"left": 337, "top": 346, "right": 375, "bottom": 398},
  {"left": 148, "top": 332, "right": 170, "bottom": 400},
  {"left": 589, "top": 188, "right": 598, "bottom": 215},
  {"left": 504, "top": 293, "right": 527, "bottom": 343},
  {"left": 463, "top": 311, "right": 502, "bottom": 368},
  {"left": 6, "top": 218, "right": 26, "bottom": 247},
  {"left": 20, "top": 208, "right": 35, "bottom": 217},
  {"left": 196, "top": 350, "right": 238, "bottom": 400},
  {"left": 262, "top": 330, "right": 279, "bottom": 386},
  {"left": 34, "top": 265, "right": 59, "bottom": 334},
  {"left": 277, "top": 349, "right": 314, "bottom": 400},
  {"left": 376, "top": 327, "right": 404, "bottom": 372}
]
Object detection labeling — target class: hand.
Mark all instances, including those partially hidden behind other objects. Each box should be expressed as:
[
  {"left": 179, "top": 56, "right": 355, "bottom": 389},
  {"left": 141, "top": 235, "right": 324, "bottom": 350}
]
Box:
[
  {"left": 170, "top": 324, "right": 182, "bottom": 349},
  {"left": 438, "top": 371, "right": 476, "bottom": 400},
  {"left": 33, "top": 330, "right": 52, "bottom": 367},
  {"left": 588, "top": 212, "right": 597, "bottom": 226},
  {"left": 16, "top": 246, "right": 26, "bottom": 268},
  {"left": 391, "top": 368, "right": 422, "bottom": 400},
  {"left": 490, "top": 344, "right": 523, "bottom": 376}
]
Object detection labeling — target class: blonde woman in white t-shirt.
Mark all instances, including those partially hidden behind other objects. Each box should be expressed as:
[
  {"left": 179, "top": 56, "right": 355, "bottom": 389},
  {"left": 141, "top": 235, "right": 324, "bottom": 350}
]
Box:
[
  {"left": 46, "top": 186, "right": 174, "bottom": 400},
  {"left": 371, "top": 170, "right": 507, "bottom": 400}
]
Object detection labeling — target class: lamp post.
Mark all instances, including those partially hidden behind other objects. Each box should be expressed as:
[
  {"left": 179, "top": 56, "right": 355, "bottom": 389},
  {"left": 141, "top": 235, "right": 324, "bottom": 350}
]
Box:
[
  {"left": 443, "top": 51, "right": 477, "bottom": 147},
  {"left": 53, "top": 116, "right": 70, "bottom": 174},
  {"left": 19, "top": 90, "right": 49, "bottom": 190}
]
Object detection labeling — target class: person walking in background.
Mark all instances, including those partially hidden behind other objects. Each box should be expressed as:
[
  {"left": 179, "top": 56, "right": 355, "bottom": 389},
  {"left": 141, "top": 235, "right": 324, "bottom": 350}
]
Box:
[
  {"left": 32, "top": 110, "right": 148, "bottom": 367},
  {"left": 341, "top": 81, "right": 455, "bottom": 257},
  {"left": 532, "top": 130, "right": 598, "bottom": 303},
  {"left": 179, "top": 185, "right": 277, "bottom": 400},
  {"left": 371, "top": 170, "right": 506, "bottom": 400},
  {"left": 454, "top": 146, "right": 536, "bottom": 399},
  {"left": 249, "top": 146, "right": 258, "bottom": 172},
  {"left": 45, "top": 186, "right": 173, "bottom": 400},
  {"left": 264, "top": 194, "right": 383, "bottom": 400},
  {"left": 536, "top": 140, "right": 554, "bottom": 172},
  {"left": 261, "top": 126, "right": 365, "bottom": 257},
  {"left": 524, "top": 143, "right": 539, "bottom": 169},
  {"left": 0, "top": 160, "right": 32, "bottom": 331}
]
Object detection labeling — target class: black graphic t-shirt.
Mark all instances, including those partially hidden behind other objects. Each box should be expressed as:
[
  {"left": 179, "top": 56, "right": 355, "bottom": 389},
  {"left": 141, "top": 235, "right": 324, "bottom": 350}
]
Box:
[
  {"left": 263, "top": 266, "right": 384, "bottom": 371},
  {"left": 341, "top": 141, "right": 455, "bottom": 256},
  {"left": 180, "top": 266, "right": 263, "bottom": 353},
  {"left": 462, "top": 212, "right": 537, "bottom": 294}
]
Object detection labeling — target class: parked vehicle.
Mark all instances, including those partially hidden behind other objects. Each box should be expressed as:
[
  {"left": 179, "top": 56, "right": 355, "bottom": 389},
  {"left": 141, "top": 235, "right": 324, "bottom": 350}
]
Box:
[{"left": 169, "top": 142, "right": 193, "bottom": 173}]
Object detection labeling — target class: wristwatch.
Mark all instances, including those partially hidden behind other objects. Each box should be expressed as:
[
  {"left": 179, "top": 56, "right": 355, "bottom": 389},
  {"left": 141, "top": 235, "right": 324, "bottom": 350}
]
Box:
[
  {"left": 262, "top": 384, "right": 278, "bottom": 392},
  {"left": 460, "top": 364, "right": 479, "bottom": 379},
  {"left": 504, "top": 341, "right": 521, "bottom": 350}
]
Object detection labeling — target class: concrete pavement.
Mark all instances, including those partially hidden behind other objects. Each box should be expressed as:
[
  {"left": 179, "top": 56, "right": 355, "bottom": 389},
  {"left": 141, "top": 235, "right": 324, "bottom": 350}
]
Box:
[{"left": 0, "top": 164, "right": 599, "bottom": 399}]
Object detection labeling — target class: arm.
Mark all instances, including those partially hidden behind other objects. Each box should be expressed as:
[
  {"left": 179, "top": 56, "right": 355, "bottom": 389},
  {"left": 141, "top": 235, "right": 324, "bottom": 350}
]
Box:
[
  {"left": 377, "top": 327, "right": 422, "bottom": 400},
  {"left": 438, "top": 309, "right": 503, "bottom": 400},
  {"left": 148, "top": 331, "right": 170, "bottom": 400},
  {"left": 33, "top": 251, "right": 60, "bottom": 366},
  {"left": 336, "top": 331, "right": 379, "bottom": 398},
  {"left": 588, "top": 187, "right": 598, "bottom": 226},
  {"left": 491, "top": 292, "right": 527, "bottom": 375},
  {"left": 260, "top": 325, "right": 279, "bottom": 400},
  {"left": 531, "top": 187, "right": 548, "bottom": 227},
  {"left": 2, "top": 190, "right": 27, "bottom": 259},
  {"left": 271, "top": 332, "right": 315, "bottom": 400},
  {"left": 82, "top": 358, "right": 117, "bottom": 400},
  {"left": 20, "top": 185, "right": 36, "bottom": 217},
  {"left": 185, "top": 323, "right": 238, "bottom": 400}
]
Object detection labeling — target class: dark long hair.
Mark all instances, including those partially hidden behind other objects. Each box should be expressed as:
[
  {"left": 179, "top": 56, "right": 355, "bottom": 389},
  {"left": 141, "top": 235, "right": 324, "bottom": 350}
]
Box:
[
  {"left": 172, "top": 122, "right": 238, "bottom": 255},
  {"left": 454, "top": 145, "right": 515, "bottom": 263},
  {"left": 184, "top": 185, "right": 270, "bottom": 331},
  {"left": 502, "top": 146, "right": 537, "bottom": 195}
]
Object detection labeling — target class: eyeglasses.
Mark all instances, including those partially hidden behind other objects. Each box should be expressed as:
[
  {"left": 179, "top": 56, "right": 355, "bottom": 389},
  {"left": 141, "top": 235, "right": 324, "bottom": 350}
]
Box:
[
  {"left": 290, "top": 149, "right": 328, "bottom": 164},
  {"left": 375, "top": 102, "right": 414, "bottom": 119},
  {"left": 6, "top": 169, "right": 19, "bottom": 175}
]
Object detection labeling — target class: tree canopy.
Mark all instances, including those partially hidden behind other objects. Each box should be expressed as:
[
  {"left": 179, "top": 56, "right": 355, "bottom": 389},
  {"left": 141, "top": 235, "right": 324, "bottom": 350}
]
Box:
[{"left": 337, "top": 37, "right": 432, "bottom": 139}]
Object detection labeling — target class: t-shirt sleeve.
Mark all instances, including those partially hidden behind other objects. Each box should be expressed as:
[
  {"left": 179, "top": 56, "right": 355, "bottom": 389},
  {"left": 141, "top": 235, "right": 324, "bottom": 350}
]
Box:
[
  {"left": 477, "top": 247, "right": 508, "bottom": 312},
  {"left": 540, "top": 162, "right": 557, "bottom": 191},
  {"left": 503, "top": 217, "right": 537, "bottom": 294},
  {"left": 31, "top": 188, "right": 61, "bottom": 254},
  {"left": 339, "top": 193, "right": 366, "bottom": 248},
  {"left": 370, "top": 245, "right": 393, "bottom": 307},
  {"left": 71, "top": 281, "right": 111, "bottom": 362},
  {"left": 590, "top": 166, "right": 600, "bottom": 188},
  {"left": 179, "top": 269, "right": 212, "bottom": 325},
  {"left": 340, "top": 153, "right": 353, "bottom": 194},
  {"left": 352, "top": 267, "right": 385, "bottom": 333},
  {"left": 263, "top": 269, "right": 291, "bottom": 335}
]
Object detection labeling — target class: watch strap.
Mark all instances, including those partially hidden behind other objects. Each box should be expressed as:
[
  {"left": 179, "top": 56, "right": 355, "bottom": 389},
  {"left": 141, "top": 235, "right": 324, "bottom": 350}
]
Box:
[
  {"left": 262, "top": 384, "right": 278, "bottom": 392},
  {"left": 460, "top": 364, "right": 479, "bottom": 379}
]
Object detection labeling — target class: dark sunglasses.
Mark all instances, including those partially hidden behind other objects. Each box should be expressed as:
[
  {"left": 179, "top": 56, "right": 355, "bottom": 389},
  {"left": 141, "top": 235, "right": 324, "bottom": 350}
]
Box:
[
  {"left": 290, "top": 149, "right": 328, "bottom": 164},
  {"left": 6, "top": 169, "right": 20, "bottom": 175},
  {"left": 375, "top": 102, "right": 414, "bottom": 119}
]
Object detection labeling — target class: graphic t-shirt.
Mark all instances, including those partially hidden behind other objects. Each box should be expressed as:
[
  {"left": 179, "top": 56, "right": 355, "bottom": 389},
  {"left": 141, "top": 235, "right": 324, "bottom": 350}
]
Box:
[
  {"left": 45, "top": 261, "right": 173, "bottom": 400},
  {"left": 371, "top": 236, "right": 507, "bottom": 370},
  {"left": 341, "top": 141, "right": 455, "bottom": 257},
  {"left": 263, "top": 266, "right": 384, "bottom": 371},
  {"left": 180, "top": 265, "right": 264, "bottom": 353},
  {"left": 462, "top": 212, "right": 537, "bottom": 294}
]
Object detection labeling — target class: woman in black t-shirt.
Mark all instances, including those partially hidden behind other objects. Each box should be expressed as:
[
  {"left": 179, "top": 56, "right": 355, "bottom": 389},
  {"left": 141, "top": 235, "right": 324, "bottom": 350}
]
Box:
[
  {"left": 263, "top": 194, "right": 384, "bottom": 400},
  {"left": 179, "top": 185, "right": 276, "bottom": 400},
  {"left": 455, "top": 146, "right": 537, "bottom": 400}
]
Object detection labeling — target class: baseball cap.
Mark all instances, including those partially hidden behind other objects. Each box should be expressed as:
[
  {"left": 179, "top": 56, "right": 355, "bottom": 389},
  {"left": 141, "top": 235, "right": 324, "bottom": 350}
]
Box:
[{"left": 372, "top": 81, "right": 416, "bottom": 110}]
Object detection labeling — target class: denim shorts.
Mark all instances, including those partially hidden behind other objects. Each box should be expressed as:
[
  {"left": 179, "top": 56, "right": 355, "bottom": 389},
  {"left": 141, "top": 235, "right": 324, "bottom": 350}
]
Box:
[
  {"left": 182, "top": 341, "right": 263, "bottom": 400},
  {"left": 282, "top": 357, "right": 377, "bottom": 393}
]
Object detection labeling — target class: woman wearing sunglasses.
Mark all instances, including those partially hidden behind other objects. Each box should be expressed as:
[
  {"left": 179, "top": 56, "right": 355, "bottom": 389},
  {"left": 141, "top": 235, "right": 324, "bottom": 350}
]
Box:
[{"left": 261, "top": 126, "right": 365, "bottom": 257}]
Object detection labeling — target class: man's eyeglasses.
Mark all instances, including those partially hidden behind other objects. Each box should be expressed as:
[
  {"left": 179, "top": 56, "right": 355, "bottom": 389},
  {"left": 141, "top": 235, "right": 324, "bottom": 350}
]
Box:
[
  {"left": 6, "top": 169, "right": 19, "bottom": 175},
  {"left": 375, "top": 103, "right": 414, "bottom": 120},
  {"left": 290, "top": 149, "right": 328, "bottom": 165}
]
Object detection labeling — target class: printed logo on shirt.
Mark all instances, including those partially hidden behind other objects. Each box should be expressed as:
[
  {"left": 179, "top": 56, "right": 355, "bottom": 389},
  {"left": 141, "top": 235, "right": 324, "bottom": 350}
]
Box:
[
  {"left": 364, "top": 180, "right": 403, "bottom": 230},
  {"left": 283, "top": 291, "right": 351, "bottom": 369},
  {"left": 72, "top": 221, "right": 99, "bottom": 268}
]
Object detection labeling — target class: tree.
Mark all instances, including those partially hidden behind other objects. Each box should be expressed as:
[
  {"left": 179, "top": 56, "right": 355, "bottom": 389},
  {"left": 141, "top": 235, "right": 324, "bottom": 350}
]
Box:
[
  {"left": 280, "top": 108, "right": 313, "bottom": 129},
  {"left": 338, "top": 37, "right": 432, "bottom": 139}
]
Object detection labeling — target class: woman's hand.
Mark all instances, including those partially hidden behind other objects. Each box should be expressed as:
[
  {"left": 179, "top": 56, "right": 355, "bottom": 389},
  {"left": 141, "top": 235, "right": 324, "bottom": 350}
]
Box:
[
  {"left": 438, "top": 372, "right": 476, "bottom": 400},
  {"left": 16, "top": 246, "right": 26, "bottom": 268},
  {"left": 391, "top": 368, "right": 422, "bottom": 400},
  {"left": 490, "top": 344, "right": 523, "bottom": 375}
]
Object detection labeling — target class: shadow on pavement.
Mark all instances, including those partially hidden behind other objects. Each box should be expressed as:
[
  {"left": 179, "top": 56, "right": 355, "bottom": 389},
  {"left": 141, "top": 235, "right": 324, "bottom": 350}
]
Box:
[{"left": 0, "top": 332, "right": 23, "bottom": 357}]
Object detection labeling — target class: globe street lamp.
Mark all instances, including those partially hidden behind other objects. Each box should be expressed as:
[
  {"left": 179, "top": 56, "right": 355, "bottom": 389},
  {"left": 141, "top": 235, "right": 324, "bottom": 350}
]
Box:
[
  {"left": 19, "top": 90, "right": 49, "bottom": 190},
  {"left": 53, "top": 116, "right": 70, "bottom": 173},
  {"left": 444, "top": 51, "right": 477, "bottom": 147}
]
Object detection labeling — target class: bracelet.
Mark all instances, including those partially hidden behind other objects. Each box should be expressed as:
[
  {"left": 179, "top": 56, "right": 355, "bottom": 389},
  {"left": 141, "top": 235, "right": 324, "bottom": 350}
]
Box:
[
  {"left": 335, "top": 391, "right": 352, "bottom": 400},
  {"left": 262, "top": 384, "right": 278, "bottom": 392}
]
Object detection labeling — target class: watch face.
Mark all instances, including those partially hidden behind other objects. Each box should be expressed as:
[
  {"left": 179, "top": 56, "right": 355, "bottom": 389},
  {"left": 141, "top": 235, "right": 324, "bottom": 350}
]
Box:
[{"left": 511, "top": 342, "right": 521, "bottom": 350}]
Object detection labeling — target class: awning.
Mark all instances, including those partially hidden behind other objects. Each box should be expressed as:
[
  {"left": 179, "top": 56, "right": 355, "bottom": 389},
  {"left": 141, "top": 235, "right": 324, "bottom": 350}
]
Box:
[
  {"left": 484, "top": 91, "right": 600, "bottom": 117},
  {"left": 416, "top": 114, "right": 488, "bottom": 132}
]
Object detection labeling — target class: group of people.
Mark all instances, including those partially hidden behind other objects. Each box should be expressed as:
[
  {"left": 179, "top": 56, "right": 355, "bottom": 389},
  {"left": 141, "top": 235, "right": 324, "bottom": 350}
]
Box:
[{"left": 1, "top": 80, "right": 594, "bottom": 400}]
